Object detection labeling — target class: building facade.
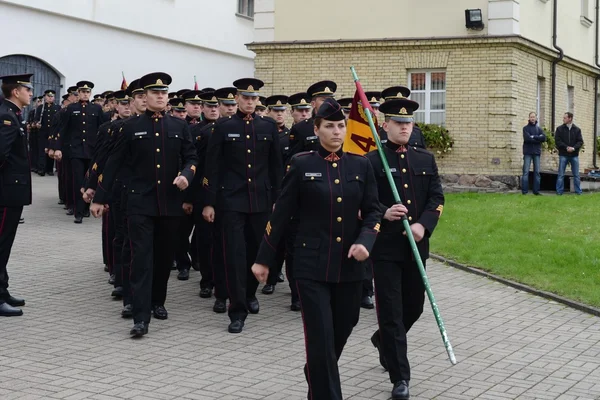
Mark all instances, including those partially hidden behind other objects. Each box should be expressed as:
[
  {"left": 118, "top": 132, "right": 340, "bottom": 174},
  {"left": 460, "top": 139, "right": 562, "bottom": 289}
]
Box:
[
  {"left": 0, "top": 0, "right": 255, "bottom": 99},
  {"left": 249, "top": 0, "right": 600, "bottom": 178}
]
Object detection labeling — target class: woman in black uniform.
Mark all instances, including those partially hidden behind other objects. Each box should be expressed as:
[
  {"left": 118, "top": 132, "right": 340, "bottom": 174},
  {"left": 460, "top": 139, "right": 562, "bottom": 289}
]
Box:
[{"left": 252, "top": 98, "right": 382, "bottom": 400}]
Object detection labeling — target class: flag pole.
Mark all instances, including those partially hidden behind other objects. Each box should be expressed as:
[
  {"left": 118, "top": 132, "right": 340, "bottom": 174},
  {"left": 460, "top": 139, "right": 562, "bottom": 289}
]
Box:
[{"left": 350, "top": 66, "right": 457, "bottom": 366}]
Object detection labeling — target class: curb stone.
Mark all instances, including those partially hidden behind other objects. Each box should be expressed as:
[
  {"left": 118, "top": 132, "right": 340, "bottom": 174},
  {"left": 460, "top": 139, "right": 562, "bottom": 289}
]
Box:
[{"left": 431, "top": 254, "right": 600, "bottom": 318}]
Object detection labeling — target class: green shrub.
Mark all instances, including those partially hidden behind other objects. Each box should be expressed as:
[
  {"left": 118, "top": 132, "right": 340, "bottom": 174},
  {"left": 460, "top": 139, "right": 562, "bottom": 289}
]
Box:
[{"left": 418, "top": 123, "right": 454, "bottom": 157}]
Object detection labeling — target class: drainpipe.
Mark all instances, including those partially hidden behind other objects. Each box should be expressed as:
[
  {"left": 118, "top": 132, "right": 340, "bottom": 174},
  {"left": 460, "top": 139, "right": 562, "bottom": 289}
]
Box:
[
  {"left": 593, "top": 0, "right": 600, "bottom": 167},
  {"left": 551, "top": 0, "right": 564, "bottom": 133}
]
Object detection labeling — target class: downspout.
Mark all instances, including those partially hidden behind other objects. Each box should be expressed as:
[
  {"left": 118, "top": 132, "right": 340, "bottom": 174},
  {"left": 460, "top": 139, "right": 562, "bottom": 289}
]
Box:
[
  {"left": 593, "top": 0, "right": 600, "bottom": 167},
  {"left": 551, "top": 0, "right": 564, "bottom": 133}
]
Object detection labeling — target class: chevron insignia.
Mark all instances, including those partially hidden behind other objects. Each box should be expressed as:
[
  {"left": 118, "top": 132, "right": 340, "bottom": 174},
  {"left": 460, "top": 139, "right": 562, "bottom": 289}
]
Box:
[
  {"left": 266, "top": 221, "right": 272, "bottom": 235},
  {"left": 374, "top": 223, "right": 381, "bottom": 232},
  {"left": 190, "top": 165, "right": 196, "bottom": 174},
  {"left": 92, "top": 163, "right": 98, "bottom": 171},
  {"left": 3, "top": 120, "right": 11, "bottom": 126},
  {"left": 436, "top": 205, "right": 444, "bottom": 216},
  {"left": 98, "top": 174, "right": 103, "bottom": 183},
  {"left": 202, "top": 177, "right": 209, "bottom": 186}
]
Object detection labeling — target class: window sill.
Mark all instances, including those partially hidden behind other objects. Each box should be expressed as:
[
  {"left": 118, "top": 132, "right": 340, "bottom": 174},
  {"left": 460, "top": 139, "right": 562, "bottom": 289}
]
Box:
[
  {"left": 236, "top": 13, "right": 254, "bottom": 21},
  {"left": 581, "top": 16, "right": 593, "bottom": 28}
]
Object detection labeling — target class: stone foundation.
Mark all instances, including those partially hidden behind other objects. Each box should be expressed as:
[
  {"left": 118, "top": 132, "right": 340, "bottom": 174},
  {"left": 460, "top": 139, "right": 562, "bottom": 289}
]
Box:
[{"left": 441, "top": 174, "right": 520, "bottom": 193}]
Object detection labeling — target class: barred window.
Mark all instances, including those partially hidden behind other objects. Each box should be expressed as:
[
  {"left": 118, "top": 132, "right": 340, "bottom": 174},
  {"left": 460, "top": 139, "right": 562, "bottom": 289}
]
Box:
[{"left": 408, "top": 70, "right": 446, "bottom": 125}]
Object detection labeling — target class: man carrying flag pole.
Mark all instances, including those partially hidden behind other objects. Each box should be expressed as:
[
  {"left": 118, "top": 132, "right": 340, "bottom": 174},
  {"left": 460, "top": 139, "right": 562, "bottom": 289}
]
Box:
[
  {"left": 120, "top": 72, "right": 128, "bottom": 91},
  {"left": 349, "top": 67, "right": 455, "bottom": 400}
]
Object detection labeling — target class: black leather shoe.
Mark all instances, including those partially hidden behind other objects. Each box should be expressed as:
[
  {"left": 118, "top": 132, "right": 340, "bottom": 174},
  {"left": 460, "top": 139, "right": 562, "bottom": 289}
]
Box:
[
  {"left": 199, "top": 287, "right": 212, "bottom": 298},
  {"left": 103, "top": 265, "right": 109, "bottom": 272},
  {"left": 83, "top": 211, "right": 90, "bottom": 218},
  {"left": 152, "top": 305, "right": 168, "bottom": 320},
  {"left": 47, "top": 171, "right": 54, "bottom": 176},
  {"left": 290, "top": 300, "right": 301, "bottom": 312},
  {"left": 247, "top": 297, "right": 259, "bottom": 314},
  {"left": 111, "top": 287, "right": 124, "bottom": 298},
  {"left": 66, "top": 208, "right": 74, "bottom": 216},
  {"left": 361, "top": 295, "right": 374, "bottom": 309},
  {"left": 171, "top": 261, "right": 177, "bottom": 270},
  {"left": 277, "top": 272, "right": 285, "bottom": 282},
  {"left": 38, "top": 171, "right": 45, "bottom": 177},
  {"left": 213, "top": 298, "right": 226, "bottom": 313},
  {"left": 74, "top": 216, "right": 83, "bottom": 224},
  {"left": 130, "top": 322, "right": 148, "bottom": 337},
  {"left": 108, "top": 274, "right": 116, "bottom": 285},
  {"left": 392, "top": 380, "right": 410, "bottom": 400},
  {"left": 121, "top": 304, "right": 133, "bottom": 318},
  {"left": 58, "top": 200, "right": 65, "bottom": 205},
  {"left": 5, "top": 295, "right": 25, "bottom": 307},
  {"left": 371, "top": 331, "right": 388, "bottom": 370},
  {"left": 261, "top": 284, "right": 275, "bottom": 295},
  {"left": 177, "top": 268, "right": 189, "bottom": 281},
  {"left": 191, "top": 262, "right": 201, "bottom": 272},
  {"left": 0, "top": 302, "right": 23, "bottom": 316},
  {"left": 228, "top": 319, "right": 244, "bottom": 333},
  {"left": 19, "top": 217, "right": 24, "bottom": 224}
]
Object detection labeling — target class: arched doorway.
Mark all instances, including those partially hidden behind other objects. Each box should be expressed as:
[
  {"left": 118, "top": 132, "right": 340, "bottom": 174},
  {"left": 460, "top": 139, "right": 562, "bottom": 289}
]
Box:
[{"left": 0, "top": 54, "right": 62, "bottom": 120}]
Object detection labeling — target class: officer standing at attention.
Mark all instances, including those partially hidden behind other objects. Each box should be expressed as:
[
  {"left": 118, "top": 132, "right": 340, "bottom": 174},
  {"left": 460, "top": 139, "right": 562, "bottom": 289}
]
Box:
[
  {"left": 169, "top": 98, "right": 187, "bottom": 120},
  {"left": 380, "top": 86, "right": 427, "bottom": 149},
  {"left": 288, "top": 92, "right": 312, "bottom": 126},
  {"left": 90, "top": 72, "right": 198, "bottom": 337},
  {"left": 366, "top": 98, "right": 444, "bottom": 400},
  {"left": 255, "top": 96, "right": 267, "bottom": 116},
  {"left": 252, "top": 98, "right": 381, "bottom": 400},
  {"left": 34, "top": 89, "right": 60, "bottom": 176},
  {"left": 54, "top": 80, "right": 108, "bottom": 223},
  {"left": 286, "top": 80, "right": 337, "bottom": 163},
  {"left": 0, "top": 74, "right": 34, "bottom": 317},
  {"left": 202, "top": 78, "right": 283, "bottom": 333}
]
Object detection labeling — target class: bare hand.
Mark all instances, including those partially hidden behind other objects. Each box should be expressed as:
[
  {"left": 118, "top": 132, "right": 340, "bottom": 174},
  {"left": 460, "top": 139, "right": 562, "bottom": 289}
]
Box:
[
  {"left": 348, "top": 244, "right": 369, "bottom": 261},
  {"left": 183, "top": 203, "right": 193, "bottom": 215},
  {"left": 44, "top": 148, "right": 48, "bottom": 154},
  {"left": 54, "top": 150, "right": 62, "bottom": 161},
  {"left": 90, "top": 203, "right": 108, "bottom": 218},
  {"left": 567, "top": 146, "right": 574, "bottom": 153},
  {"left": 251, "top": 263, "right": 269, "bottom": 283},
  {"left": 173, "top": 175, "right": 189, "bottom": 190},
  {"left": 202, "top": 206, "right": 215, "bottom": 223},
  {"left": 384, "top": 204, "right": 408, "bottom": 221},
  {"left": 48, "top": 149, "right": 54, "bottom": 158},
  {"left": 83, "top": 189, "right": 96, "bottom": 203},
  {"left": 403, "top": 222, "right": 425, "bottom": 242}
]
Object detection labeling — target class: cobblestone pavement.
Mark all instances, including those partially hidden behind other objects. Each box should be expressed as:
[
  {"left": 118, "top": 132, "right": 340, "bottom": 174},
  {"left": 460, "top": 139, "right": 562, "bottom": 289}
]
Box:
[{"left": 0, "top": 175, "right": 599, "bottom": 400}]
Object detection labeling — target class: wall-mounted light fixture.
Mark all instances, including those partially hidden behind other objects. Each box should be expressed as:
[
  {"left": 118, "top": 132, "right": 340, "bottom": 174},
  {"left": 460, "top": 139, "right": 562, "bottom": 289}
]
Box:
[{"left": 465, "top": 9, "right": 485, "bottom": 30}]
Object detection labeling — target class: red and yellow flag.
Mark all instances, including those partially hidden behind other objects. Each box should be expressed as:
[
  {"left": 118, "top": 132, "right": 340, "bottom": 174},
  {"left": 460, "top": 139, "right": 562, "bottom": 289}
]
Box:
[
  {"left": 120, "top": 72, "right": 128, "bottom": 90},
  {"left": 344, "top": 90, "right": 378, "bottom": 155}
]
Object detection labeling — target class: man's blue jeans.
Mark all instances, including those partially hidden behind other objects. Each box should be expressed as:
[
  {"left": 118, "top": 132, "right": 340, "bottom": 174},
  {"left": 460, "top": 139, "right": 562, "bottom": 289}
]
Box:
[
  {"left": 522, "top": 154, "right": 541, "bottom": 194},
  {"left": 556, "top": 155, "right": 582, "bottom": 194}
]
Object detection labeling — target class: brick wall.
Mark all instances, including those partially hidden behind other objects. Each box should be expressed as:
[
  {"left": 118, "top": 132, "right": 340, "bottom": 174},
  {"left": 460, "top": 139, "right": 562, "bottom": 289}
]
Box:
[{"left": 248, "top": 37, "right": 599, "bottom": 176}]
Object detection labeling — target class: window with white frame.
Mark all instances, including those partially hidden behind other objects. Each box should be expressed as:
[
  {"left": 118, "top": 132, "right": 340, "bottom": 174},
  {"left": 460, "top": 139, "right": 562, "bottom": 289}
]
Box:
[
  {"left": 537, "top": 77, "right": 546, "bottom": 126},
  {"left": 238, "top": 0, "right": 254, "bottom": 18},
  {"left": 581, "top": 0, "right": 593, "bottom": 27},
  {"left": 408, "top": 70, "right": 446, "bottom": 125},
  {"left": 567, "top": 85, "right": 574, "bottom": 113}
]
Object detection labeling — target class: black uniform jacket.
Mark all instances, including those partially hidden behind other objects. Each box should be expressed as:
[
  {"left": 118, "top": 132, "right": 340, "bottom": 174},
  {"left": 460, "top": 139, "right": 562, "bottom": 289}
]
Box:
[
  {"left": 286, "top": 117, "right": 319, "bottom": 164},
  {"left": 35, "top": 103, "right": 60, "bottom": 136},
  {"left": 0, "top": 100, "right": 32, "bottom": 207},
  {"left": 56, "top": 101, "right": 108, "bottom": 159},
  {"left": 366, "top": 140, "right": 444, "bottom": 262},
  {"left": 379, "top": 125, "right": 427, "bottom": 149},
  {"left": 94, "top": 110, "right": 198, "bottom": 217},
  {"left": 277, "top": 124, "right": 290, "bottom": 164},
  {"left": 85, "top": 117, "right": 128, "bottom": 191},
  {"left": 255, "top": 146, "right": 382, "bottom": 283},
  {"left": 185, "top": 119, "right": 214, "bottom": 205},
  {"left": 202, "top": 110, "right": 283, "bottom": 213}
]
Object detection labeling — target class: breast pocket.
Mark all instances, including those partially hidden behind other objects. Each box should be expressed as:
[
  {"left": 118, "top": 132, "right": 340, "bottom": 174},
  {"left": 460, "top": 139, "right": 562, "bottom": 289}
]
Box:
[
  {"left": 256, "top": 133, "right": 273, "bottom": 154},
  {"left": 412, "top": 167, "right": 434, "bottom": 193},
  {"left": 167, "top": 131, "right": 183, "bottom": 150},
  {"left": 5, "top": 174, "right": 28, "bottom": 185}
]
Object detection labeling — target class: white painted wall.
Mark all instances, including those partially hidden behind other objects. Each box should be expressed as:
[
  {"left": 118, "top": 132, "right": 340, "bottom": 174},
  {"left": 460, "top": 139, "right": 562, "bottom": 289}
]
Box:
[{"left": 0, "top": 0, "right": 255, "bottom": 94}]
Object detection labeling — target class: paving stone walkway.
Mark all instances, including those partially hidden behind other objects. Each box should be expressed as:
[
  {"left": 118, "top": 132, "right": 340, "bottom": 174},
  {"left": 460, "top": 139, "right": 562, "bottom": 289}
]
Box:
[{"left": 0, "top": 175, "right": 599, "bottom": 400}]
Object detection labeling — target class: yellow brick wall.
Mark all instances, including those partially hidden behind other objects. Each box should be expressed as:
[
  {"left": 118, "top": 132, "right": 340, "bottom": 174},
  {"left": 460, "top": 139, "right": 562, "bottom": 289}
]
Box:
[{"left": 249, "top": 38, "right": 599, "bottom": 176}]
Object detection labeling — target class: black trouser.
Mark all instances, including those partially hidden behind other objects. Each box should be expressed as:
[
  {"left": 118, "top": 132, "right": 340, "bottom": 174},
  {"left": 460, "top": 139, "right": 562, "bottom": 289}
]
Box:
[
  {"left": 120, "top": 186, "right": 132, "bottom": 306},
  {"left": 111, "top": 182, "right": 125, "bottom": 287},
  {"left": 70, "top": 158, "right": 90, "bottom": 218},
  {"left": 296, "top": 279, "right": 362, "bottom": 400},
  {"left": 37, "top": 131, "right": 54, "bottom": 173},
  {"left": 29, "top": 130, "right": 38, "bottom": 170},
  {"left": 284, "top": 232, "right": 299, "bottom": 304},
  {"left": 0, "top": 206, "right": 23, "bottom": 301},
  {"left": 127, "top": 214, "right": 180, "bottom": 323},
  {"left": 63, "top": 157, "right": 74, "bottom": 209},
  {"left": 175, "top": 215, "right": 194, "bottom": 271},
  {"left": 192, "top": 208, "right": 215, "bottom": 290},
  {"left": 373, "top": 260, "right": 426, "bottom": 383},
  {"left": 362, "top": 261, "right": 374, "bottom": 297},
  {"left": 57, "top": 161, "right": 65, "bottom": 202},
  {"left": 216, "top": 210, "right": 267, "bottom": 322},
  {"left": 102, "top": 210, "right": 114, "bottom": 271}
]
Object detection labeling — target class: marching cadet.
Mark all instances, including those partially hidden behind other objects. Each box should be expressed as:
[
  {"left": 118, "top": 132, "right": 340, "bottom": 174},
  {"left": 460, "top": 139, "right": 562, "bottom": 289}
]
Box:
[
  {"left": 184, "top": 90, "right": 223, "bottom": 304},
  {"left": 337, "top": 97, "right": 352, "bottom": 119},
  {"left": 366, "top": 98, "right": 444, "bottom": 400},
  {"left": 380, "top": 86, "right": 427, "bottom": 149},
  {"left": 90, "top": 72, "right": 198, "bottom": 337},
  {"left": 252, "top": 98, "right": 381, "bottom": 400},
  {"left": 169, "top": 97, "right": 187, "bottom": 119},
  {"left": 202, "top": 78, "right": 283, "bottom": 333},
  {"left": 0, "top": 73, "right": 34, "bottom": 317},
  {"left": 54, "top": 80, "right": 108, "bottom": 223},
  {"left": 184, "top": 90, "right": 203, "bottom": 125},
  {"left": 54, "top": 94, "right": 71, "bottom": 206},
  {"left": 215, "top": 87, "right": 238, "bottom": 117},
  {"left": 255, "top": 96, "right": 267, "bottom": 116},
  {"left": 286, "top": 80, "right": 337, "bottom": 163},
  {"left": 289, "top": 92, "right": 312, "bottom": 125},
  {"left": 93, "top": 94, "right": 104, "bottom": 106},
  {"left": 261, "top": 94, "right": 290, "bottom": 295},
  {"left": 34, "top": 89, "right": 60, "bottom": 176},
  {"left": 27, "top": 96, "right": 42, "bottom": 173}
]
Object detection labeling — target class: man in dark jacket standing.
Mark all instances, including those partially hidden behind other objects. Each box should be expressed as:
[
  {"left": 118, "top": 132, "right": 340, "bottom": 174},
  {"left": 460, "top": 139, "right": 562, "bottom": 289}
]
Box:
[
  {"left": 555, "top": 112, "right": 584, "bottom": 195},
  {"left": 522, "top": 112, "right": 546, "bottom": 195}
]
